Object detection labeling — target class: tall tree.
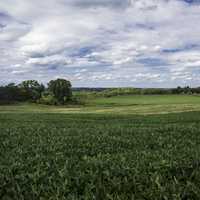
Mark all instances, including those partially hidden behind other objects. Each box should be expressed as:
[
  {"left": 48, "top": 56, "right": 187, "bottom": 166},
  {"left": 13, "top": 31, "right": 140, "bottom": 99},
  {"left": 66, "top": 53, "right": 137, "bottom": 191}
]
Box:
[
  {"left": 48, "top": 79, "right": 72, "bottom": 104},
  {"left": 18, "top": 80, "right": 45, "bottom": 101}
]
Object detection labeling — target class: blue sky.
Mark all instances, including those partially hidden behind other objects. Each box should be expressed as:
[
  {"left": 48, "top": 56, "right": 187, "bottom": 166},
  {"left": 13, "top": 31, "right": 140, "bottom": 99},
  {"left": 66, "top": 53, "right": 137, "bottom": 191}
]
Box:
[{"left": 0, "top": 0, "right": 200, "bottom": 87}]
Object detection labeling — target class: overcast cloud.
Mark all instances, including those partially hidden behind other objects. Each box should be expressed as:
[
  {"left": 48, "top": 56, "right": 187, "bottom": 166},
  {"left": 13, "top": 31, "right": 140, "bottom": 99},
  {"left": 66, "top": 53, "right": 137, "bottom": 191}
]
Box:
[{"left": 0, "top": 0, "right": 200, "bottom": 87}]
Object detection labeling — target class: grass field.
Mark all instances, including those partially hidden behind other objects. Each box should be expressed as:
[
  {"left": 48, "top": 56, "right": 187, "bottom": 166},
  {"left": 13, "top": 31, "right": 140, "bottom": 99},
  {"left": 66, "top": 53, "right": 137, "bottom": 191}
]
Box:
[
  {"left": 1, "top": 95, "right": 200, "bottom": 115},
  {"left": 91, "top": 94, "right": 200, "bottom": 105},
  {"left": 1, "top": 95, "right": 200, "bottom": 199}
]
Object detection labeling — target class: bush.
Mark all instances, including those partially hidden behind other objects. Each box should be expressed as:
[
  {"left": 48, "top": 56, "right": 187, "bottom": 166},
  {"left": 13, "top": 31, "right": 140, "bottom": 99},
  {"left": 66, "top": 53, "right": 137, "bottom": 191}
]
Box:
[
  {"left": 68, "top": 96, "right": 86, "bottom": 105},
  {"left": 37, "top": 95, "right": 58, "bottom": 105}
]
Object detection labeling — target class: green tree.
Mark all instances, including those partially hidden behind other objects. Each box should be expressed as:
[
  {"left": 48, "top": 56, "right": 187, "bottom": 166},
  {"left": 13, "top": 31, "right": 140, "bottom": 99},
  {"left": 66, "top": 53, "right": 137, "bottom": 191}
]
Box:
[
  {"left": 19, "top": 80, "right": 45, "bottom": 101},
  {"left": 48, "top": 79, "right": 72, "bottom": 104}
]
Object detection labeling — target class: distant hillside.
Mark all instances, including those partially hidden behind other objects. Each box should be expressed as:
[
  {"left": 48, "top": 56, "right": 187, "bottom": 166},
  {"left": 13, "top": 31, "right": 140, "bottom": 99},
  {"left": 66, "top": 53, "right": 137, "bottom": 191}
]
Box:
[
  {"left": 72, "top": 88, "right": 111, "bottom": 92},
  {"left": 73, "top": 87, "right": 200, "bottom": 98}
]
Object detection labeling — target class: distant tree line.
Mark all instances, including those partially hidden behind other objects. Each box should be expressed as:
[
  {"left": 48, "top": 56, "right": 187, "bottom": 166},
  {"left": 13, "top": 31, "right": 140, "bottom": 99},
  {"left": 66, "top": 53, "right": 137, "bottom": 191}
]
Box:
[
  {"left": 0, "top": 79, "right": 72, "bottom": 105},
  {"left": 77, "top": 86, "right": 200, "bottom": 98},
  {"left": 1, "top": 81, "right": 200, "bottom": 105}
]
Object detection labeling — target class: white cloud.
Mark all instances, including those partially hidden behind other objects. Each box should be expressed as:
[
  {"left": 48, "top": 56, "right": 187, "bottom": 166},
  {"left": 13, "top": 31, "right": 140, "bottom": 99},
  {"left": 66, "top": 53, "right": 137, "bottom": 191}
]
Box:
[
  {"left": 26, "top": 55, "right": 72, "bottom": 66},
  {"left": 0, "top": 0, "right": 200, "bottom": 87}
]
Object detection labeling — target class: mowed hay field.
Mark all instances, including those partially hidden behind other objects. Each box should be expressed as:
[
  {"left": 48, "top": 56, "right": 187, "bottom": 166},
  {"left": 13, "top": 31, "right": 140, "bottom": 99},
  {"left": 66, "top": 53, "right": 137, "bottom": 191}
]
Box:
[{"left": 0, "top": 95, "right": 200, "bottom": 199}]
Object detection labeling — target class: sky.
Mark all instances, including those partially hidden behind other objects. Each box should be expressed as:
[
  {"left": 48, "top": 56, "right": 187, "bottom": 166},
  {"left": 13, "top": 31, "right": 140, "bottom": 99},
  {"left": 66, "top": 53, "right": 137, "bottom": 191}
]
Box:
[{"left": 0, "top": 0, "right": 200, "bottom": 87}]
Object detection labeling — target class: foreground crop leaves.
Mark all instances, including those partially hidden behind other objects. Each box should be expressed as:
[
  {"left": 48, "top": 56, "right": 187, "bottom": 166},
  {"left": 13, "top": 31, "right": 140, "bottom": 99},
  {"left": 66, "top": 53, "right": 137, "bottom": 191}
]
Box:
[{"left": 0, "top": 112, "right": 200, "bottom": 199}]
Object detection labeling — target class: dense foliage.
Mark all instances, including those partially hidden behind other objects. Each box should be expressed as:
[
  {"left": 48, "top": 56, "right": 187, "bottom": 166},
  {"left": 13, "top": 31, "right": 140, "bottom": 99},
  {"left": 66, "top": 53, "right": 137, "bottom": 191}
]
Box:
[
  {"left": 1, "top": 79, "right": 200, "bottom": 105},
  {"left": 48, "top": 79, "right": 72, "bottom": 104},
  {"left": 0, "top": 83, "right": 25, "bottom": 103},
  {"left": 0, "top": 79, "right": 72, "bottom": 105},
  {"left": 78, "top": 87, "right": 200, "bottom": 98},
  {"left": 0, "top": 112, "right": 200, "bottom": 199},
  {"left": 19, "top": 80, "right": 45, "bottom": 101}
]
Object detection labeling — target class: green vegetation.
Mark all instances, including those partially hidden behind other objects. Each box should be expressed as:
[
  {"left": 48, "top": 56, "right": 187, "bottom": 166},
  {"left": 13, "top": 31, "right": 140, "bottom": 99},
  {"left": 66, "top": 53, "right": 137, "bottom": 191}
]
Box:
[
  {"left": 48, "top": 79, "right": 72, "bottom": 104},
  {"left": 74, "top": 86, "right": 200, "bottom": 99},
  {"left": 19, "top": 80, "right": 45, "bottom": 101},
  {"left": 1, "top": 86, "right": 200, "bottom": 199},
  {"left": 0, "top": 79, "right": 72, "bottom": 105},
  {"left": 2, "top": 79, "right": 200, "bottom": 106},
  {"left": 0, "top": 112, "right": 200, "bottom": 199},
  {"left": 1, "top": 95, "right": 200, "bottom": 115},
  {"left": 90, "top": 94, "right": 200, "bottom": 106}
]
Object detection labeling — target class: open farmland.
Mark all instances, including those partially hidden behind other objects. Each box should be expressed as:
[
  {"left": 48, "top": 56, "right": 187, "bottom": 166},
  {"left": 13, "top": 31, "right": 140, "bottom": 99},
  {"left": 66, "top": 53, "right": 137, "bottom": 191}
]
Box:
[
  {"left": 1, "top": 95, "right": 200, "bottom": 115},
  {"left": 2, "top": 0, "right": 200, "bottom": 198},
  {"left": 1, "top": 96, "right": 200, "bottom": 199}
]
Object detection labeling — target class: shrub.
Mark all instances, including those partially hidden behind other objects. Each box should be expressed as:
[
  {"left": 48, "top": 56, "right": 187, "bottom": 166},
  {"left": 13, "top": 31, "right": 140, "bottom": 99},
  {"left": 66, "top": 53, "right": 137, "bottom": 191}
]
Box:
[{"left": 37, "top": 95, "right": 58, "bottom": 105}]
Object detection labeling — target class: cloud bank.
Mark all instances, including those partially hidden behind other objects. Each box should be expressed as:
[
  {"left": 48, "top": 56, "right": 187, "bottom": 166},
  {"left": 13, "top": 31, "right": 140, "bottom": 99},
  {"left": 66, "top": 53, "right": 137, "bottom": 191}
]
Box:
[{"left": 0, "top": 0, "right": 200, "bottom": 87}]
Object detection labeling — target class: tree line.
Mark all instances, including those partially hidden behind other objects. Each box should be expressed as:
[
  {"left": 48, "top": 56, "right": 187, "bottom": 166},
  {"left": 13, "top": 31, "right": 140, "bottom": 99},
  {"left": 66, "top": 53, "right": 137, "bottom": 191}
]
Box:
[
  {"left": 0, "top": 79, "right": 72, "bottom": 105},
  {"left": 77, "top": 86, "right": 200, "bottom": 98},
  {"left": 1, "top": 79, "right": 200, "bottom": 105}
]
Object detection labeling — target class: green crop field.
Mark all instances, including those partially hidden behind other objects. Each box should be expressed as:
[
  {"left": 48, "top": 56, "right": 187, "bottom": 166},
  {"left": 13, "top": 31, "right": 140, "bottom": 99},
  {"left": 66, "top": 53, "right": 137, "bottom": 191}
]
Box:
[{"left": 1, "top": 95, "right": 200, "bottom": 199}]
